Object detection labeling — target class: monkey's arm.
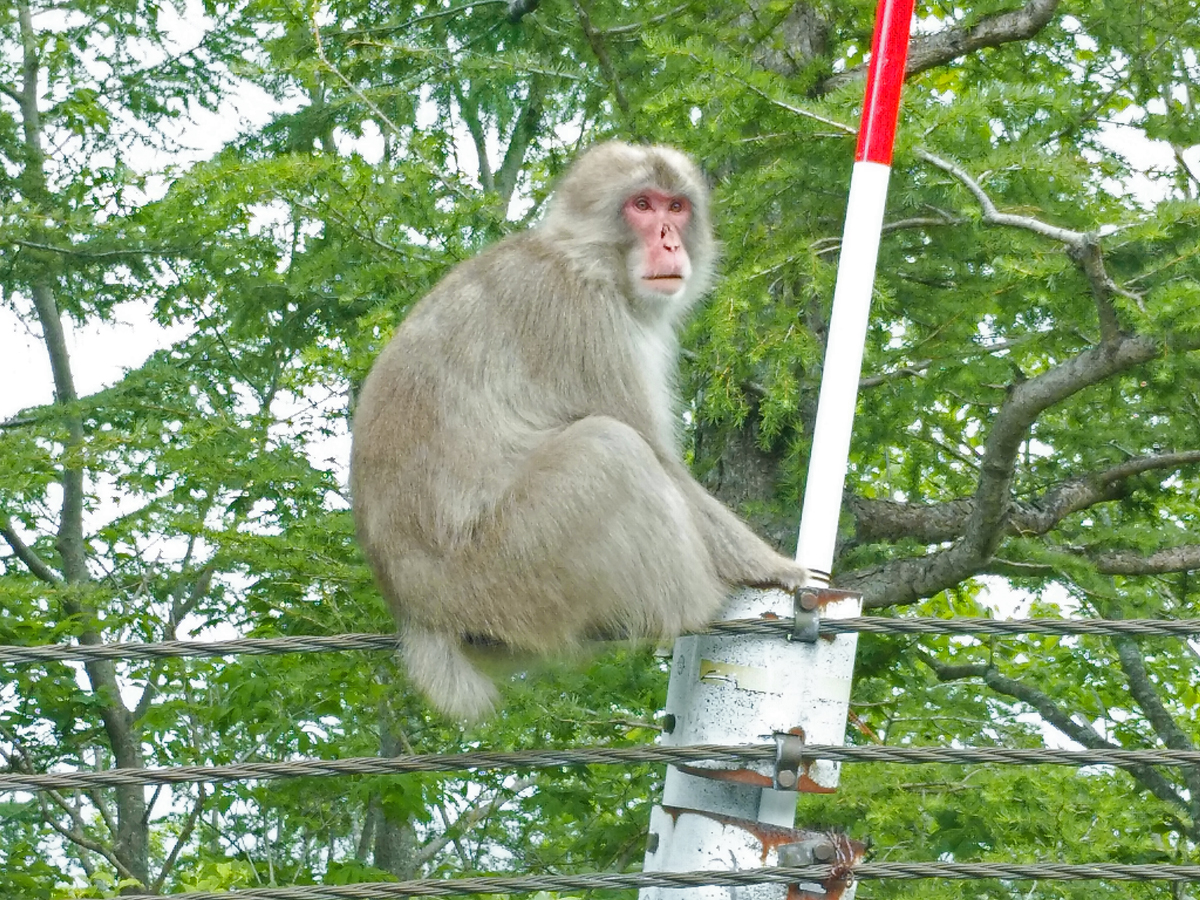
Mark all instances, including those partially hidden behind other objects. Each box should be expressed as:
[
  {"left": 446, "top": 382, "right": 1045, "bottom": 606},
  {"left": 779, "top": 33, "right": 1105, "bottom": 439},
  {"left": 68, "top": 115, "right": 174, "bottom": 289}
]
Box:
[{"left": 667, "top": 469, "right": 808, "bottom": 591}]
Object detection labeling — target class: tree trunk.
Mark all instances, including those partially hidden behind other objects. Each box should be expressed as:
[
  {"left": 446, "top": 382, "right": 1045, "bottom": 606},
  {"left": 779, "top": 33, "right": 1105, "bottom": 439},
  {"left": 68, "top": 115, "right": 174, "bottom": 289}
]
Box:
[
  {"left": 371, "top": 728, "right": 419, "bottom": 878},
  {"left": 16, "top": 1, "right": 150, "bottom": 888}
]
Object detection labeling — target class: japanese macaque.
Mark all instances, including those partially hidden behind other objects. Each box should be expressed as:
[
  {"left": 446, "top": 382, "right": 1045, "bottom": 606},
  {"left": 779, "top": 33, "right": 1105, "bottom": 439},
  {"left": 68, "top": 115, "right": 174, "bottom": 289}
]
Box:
[{"left": 350, "top": 141, "right": 809, "bottom": 721}]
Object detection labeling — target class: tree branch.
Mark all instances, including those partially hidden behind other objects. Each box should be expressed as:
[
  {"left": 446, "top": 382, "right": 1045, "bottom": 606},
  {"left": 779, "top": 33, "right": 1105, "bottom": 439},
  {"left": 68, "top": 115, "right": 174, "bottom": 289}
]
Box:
[
  {"left": 736, "top": 80, "right": 856, "bottom": 136},
  {"left": 453, "top": 83, "right": 495, "bottom": 193},
  {"left": 0, "top": 732, "right": 139, "bottom": 881},
  {"left": 843, "top": 333, "right": 1168, "bottom": 607},
  {"left": 18, "top": 1, "right": 149, "bottom": 874},
  {"left": 813, "top": 214, "right": 967, "bottom": 257},
  {"left": 572, "top": 0, "right": 629, "bottom": 116},
  {"left": 851, "top": 450, "right": 1200, "bottom": 547},
  {"left": 1, "top": 517, "right": 62, "bottom": 583},
  {"left": 309, "top": 6, "right": 401, "bottom": 137},
  {"left": 821, "top": 0, "right": 1061, "bottom": 95},
  {"left": 152, "top": 786, "right": 207, "bottom": 892},
  {"left": 1097, "top": 545, "right": 1200, "bottom": 576},
  {"left": 495, "top": 77, "right": 548, "bottom": 208},
  {"left": 922, "top": 654, "right": 1192, "bottom": 823},
  {"left": 915, "top": 149, "right": 1144, "bottom": 338},
  {"left": 1112, "top": 639, "right": 1198, "bottom": 753},
  {"left": 1019, "top": 450, "right": 1200, "bottom": 535},
  {"left": 1111, "top": 637, "right": 1200, "bottom": 824},
  {"left": 413, "top": 777, "right": 535, "bottom": 868},
  {"left": 859, "top": 358, "right": 933, "bottom": 388},
  {"left": 915, "top": 149, "right": 1082, "bottom": 244},
  {"left": 11, "top": 239, "right": 186, "bottom": 260},
  {"left": 598, "top": 3, "right": 691, "bottom": 36}
]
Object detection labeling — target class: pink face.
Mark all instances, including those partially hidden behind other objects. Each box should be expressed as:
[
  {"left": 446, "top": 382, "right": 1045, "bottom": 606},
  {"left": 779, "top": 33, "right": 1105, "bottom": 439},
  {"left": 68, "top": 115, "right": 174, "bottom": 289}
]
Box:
[{"left": 622, "top": 190, "right": 692, "bottom": 295}]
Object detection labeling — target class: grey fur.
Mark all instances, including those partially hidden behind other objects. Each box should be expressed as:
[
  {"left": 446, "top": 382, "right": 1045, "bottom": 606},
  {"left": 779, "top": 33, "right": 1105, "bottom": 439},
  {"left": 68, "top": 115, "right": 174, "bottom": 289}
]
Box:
[{"left": 350, "top": 142, "right": 808, "bottom": 721}]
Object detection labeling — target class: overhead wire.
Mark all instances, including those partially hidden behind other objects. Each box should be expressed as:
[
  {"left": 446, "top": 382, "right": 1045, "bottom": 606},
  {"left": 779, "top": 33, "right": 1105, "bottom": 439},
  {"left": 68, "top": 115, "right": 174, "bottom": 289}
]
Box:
[{"left": 2, "top": 616, "right": 1197, "bottom": 666}]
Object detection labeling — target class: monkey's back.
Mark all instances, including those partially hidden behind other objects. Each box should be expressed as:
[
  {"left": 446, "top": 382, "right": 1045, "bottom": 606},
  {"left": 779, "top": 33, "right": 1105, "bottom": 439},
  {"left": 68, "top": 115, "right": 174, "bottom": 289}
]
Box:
[{"left": 350, "top": 231, "right": 653, "bottom": 633}]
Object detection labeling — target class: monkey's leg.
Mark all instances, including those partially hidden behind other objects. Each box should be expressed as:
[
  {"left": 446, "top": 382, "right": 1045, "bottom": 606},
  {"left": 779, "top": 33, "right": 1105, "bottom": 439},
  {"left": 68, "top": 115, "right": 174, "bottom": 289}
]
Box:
[
  {"left": 473, "top": 415, "right": 728, "bottom": 647},
  {"left": 674, "top": 476, "right": 810, "bottom": 592}
]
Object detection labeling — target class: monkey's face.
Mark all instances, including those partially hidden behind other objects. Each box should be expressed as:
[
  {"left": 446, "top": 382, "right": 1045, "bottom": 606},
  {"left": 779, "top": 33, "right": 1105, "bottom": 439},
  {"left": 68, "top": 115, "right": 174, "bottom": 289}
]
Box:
[{"left": 622, "top": 189, "right": 695, "bottom": 302}]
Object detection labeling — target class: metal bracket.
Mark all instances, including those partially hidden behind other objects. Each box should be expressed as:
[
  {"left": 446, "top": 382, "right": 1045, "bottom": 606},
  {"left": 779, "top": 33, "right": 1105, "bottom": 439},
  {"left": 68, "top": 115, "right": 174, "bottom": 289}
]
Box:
[
  {"left": 789, "top": 587, "right": 865, "bottom": 643},
  {"left": 773, "top": 732, "right": 807, "bottom": 790},
  {"left": 791, "top": 590, "right": 821, "bottom": 643},
  {"left": 777, "top": 837, "right": 839, "bottom": 867}
]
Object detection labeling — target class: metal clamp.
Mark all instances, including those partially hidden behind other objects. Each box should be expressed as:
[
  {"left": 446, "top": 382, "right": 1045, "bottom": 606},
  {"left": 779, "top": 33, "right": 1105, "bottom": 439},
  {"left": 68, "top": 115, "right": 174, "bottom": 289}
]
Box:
[
  {"left": 777, "top": 837, "right": 840, "bottom": 867},
  {"left": 791, "top": 590, "right": 821, "bottom": 643},
  {"left": 773, "top": 732, "right": 807, "bottom": 790},
  {"left": 789, "top": 587, "right": 865, "bottom": 643}
]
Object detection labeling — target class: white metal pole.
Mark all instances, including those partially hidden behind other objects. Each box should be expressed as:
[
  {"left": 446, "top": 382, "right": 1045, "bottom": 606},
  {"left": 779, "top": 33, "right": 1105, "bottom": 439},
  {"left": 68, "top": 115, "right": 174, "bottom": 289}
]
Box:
[{"left": 642, "top": 1, "right": 914, "bottom": 896}]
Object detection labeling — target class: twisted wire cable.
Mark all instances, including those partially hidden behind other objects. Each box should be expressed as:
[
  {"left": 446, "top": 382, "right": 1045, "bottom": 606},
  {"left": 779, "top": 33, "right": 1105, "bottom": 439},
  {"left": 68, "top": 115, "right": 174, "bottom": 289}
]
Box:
[
  {"left": 99, "top": 861, "right": 1200, "bottom": 900},
  {"left": 2, "top": 617, "right": 1197, "bottom": 666},
  {"left": 4, "top": 743, "right": 1199, "bottom": 793}
]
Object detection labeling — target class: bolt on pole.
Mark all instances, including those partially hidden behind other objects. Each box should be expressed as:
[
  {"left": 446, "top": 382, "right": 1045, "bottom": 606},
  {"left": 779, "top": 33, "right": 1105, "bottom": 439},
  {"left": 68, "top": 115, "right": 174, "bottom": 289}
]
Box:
[{"left": 642, "top": 1, "right": 914, "bottom": 897}]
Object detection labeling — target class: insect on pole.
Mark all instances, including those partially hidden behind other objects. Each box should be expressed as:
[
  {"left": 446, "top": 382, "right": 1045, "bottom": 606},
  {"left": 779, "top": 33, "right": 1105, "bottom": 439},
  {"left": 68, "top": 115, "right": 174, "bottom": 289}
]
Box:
[{"left": 642, "top": 1, "right": 914, "bottom": 897}]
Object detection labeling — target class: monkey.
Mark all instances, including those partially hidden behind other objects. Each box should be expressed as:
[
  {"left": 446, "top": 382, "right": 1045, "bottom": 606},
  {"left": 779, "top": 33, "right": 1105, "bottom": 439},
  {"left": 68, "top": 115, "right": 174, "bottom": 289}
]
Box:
[{"left": 350, "top": 141, "right": 810, "bottom": 721}]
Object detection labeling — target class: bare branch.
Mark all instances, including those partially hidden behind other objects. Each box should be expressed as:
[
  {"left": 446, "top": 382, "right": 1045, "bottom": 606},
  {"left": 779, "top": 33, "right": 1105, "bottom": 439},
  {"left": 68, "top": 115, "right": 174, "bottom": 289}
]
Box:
[
  {"left": 849, "top": 449, "right": 1200, "bottom": 603},
  {"left": 37, "top": 796, "right": 141, "bottom": 883},
  {"left": 1, "top": 517, "right": 62, "bottom": 584},
  {"left": 1017, "top": 450, "right": 1200, "bottom": 535},
  {"left": 413, "top": 776, "right": 535, "bottom": 868},
  {"left": 906, "top": 0, "right": 1061, "bottom": 78},
  {"left": 842, "top": 333, "right": 1170, "bottom": 607},
  {"left": 848, "top": 496, "right": 973, "bottom": 544},
  {"left": 308, "top": 5, "right": 402, "bottom": 137},
  {"left": 495, "top": 77, "right": 548, "bottom": 207},
  {"left": 0, "top": 730, "right": 140, "bottom": 882},
  {"left": 454, "top": 84, "right": 495, "bottom": 193},
  {"left": 922, "top": 654, "right": 1192, "bottom": 823},
  {"left": 336, "top": 1, "right": 508, "bottom": 37},
  {"left": 1098, "top": 545, "right": 1200, "bottom": 576},
  {"left": 859, "top": 358, "right": 933, "bottom": 388},
  {"left": 1113, "top": 638, "right": 1198, "bottom": 752},
  {"left": 852, "top": 450, "right": 1200, "bottom": 546},
  {"left": 915, "top": 149, "right": 1084, "bottom": 244},
  {"left": 915, "top": 149, "right": 1145, "bottom": 338},
  {"left": 821, "top": 0, "right": 1061, "bottom": 95},
  {"left": 11, "top": 239, "right": 185, "bottom": 260},
  {"left": 152, "top": 786, "right": 207, "bottom": 892},
  {"left": 0, "top": 414, "right": 40, "bottom": 428},
  {"left": 814, "top": 214, "right": 965, "bottom": 257},
  {"left": 1111, "top": 637, "right": 1200, "bottom": 823},
  {"left": 289, "top": 198, "right": 438, "bottom": 260},
  {"left": 598, "top": 3, "right": 691, "bottom": 36},
  {"left": 572, "top": 0, "right": 629, "bottom": 115},
  {"left": 1173, "top": 144, "right": 1200, "bottom": 191},
  {"left": 736, "top": 80, "right": 857, "bottom": 136}
]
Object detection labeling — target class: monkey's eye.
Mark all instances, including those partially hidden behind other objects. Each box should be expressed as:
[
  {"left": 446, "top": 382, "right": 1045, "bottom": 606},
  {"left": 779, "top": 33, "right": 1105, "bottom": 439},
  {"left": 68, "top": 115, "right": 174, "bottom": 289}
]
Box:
[
  {"left": 633, "top": 196, "right": 652, "bottom": 211},
  {"left": 669, "top": 199, "right": 684, "bottom": 212}
]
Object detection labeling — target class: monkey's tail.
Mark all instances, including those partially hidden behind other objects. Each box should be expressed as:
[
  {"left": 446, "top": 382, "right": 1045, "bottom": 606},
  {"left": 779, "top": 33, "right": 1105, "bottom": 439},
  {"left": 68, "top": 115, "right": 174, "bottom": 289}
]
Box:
[{"left": 402, "top": 624, "right": 500, "bottom": 723}]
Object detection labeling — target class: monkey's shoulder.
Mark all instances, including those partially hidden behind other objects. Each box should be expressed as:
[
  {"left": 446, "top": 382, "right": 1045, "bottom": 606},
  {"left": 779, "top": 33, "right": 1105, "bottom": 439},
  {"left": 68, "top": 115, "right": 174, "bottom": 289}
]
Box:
[
  {"left": 403, "top": 231, "right": 619, "bottom": 341},
  {"left": 458, "top": 231, "right": 608, "bottom": 302}
]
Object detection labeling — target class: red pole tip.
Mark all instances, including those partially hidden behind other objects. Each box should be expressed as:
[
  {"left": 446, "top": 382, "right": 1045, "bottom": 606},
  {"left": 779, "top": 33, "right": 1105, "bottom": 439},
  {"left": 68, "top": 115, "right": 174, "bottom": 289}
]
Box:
[{"left": 855, "top": 0, "right": 915, "bottom": 165}]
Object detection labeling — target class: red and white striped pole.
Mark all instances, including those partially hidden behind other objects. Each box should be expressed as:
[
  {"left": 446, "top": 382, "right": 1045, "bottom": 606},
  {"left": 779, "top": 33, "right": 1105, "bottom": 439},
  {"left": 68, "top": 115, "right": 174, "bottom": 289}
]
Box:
[
  {"left": 797, "top": 0, "right": 914, "bottom": 576},
  {"left": 642, "top": 2, "right": 913, "bottom": 897}
]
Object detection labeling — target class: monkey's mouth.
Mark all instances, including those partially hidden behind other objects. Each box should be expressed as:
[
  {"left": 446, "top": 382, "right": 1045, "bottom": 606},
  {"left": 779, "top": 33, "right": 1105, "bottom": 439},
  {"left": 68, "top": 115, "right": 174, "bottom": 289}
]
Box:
[{"left": 642, "top": 275, "right": 686, "bottom": 293}]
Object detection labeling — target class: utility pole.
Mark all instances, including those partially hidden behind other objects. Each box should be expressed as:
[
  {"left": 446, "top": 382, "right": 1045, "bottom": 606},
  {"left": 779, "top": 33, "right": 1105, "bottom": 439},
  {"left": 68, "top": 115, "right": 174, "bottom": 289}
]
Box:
[{"left": 642, "top": 1, "right": 915, "bottom": 896}]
